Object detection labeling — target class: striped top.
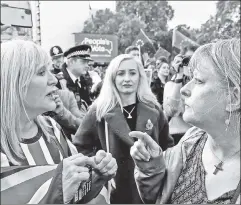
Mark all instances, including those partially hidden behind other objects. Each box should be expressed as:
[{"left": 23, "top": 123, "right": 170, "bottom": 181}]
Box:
[
  {"left": 1, "top": 116, "right": 110, "bottom": 204},
  {"left": 3, "top": 116, "right": 77, "bottom": 167},
  {"left": 18, "top": 122, "right": 70, "bottom": 166},
  {"left": 1, "top": 116, "right": 78, "bottom": 204}
]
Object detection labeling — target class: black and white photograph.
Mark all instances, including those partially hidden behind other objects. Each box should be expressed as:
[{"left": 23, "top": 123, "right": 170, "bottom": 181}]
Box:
[{"left": 1, "top": 0, "right": 240, "bottom": 204}]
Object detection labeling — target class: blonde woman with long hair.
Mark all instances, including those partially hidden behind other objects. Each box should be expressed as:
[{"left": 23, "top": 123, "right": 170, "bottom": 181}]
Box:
[
  {"left": 1, "top": 40, "right": 117, "bottom": 204},
  {"left": 130, "top": 38, "right": 240, "bottom": 204},
  {"left": 73, "top": 54, "right": 174, "bottom": 204}
]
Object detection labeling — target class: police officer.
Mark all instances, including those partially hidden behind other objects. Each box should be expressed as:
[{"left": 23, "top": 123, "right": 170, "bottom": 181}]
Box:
[
  {"left": 49, "top": 45, "right": 67, "bottom": 89},
  {"left": 62, "top": 44, "right": 93, "bottom": 112},
  {"left": 50, "top": 45, "right": 64, "bottom": 74}
]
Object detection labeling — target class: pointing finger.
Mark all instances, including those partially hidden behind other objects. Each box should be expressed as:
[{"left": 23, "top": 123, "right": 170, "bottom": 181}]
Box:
[{"left": 129, "top": 131, "right": 155, "bottom": 148}]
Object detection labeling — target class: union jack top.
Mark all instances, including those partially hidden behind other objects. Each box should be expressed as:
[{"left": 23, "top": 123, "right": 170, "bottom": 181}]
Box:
[{"left": 1, "top": 116, "right": 109, "bottom": 204}]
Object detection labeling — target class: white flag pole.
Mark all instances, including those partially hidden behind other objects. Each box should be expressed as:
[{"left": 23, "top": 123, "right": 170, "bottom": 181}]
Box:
[{"left": 105, "top": 121, "right": 111, "bottom": 203}]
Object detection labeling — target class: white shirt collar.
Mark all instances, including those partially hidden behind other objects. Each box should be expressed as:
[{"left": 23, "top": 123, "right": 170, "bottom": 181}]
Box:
[
  {"left": 66, "top": 68, "right": 81, "bottom": 87},
  {"left": 66, "top": 68, "right": 78, "bottom": 82}
]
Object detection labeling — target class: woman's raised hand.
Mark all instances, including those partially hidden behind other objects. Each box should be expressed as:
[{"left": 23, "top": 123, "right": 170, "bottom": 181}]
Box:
[
  {"left": 53, "top": 94, "right": 65, "bottom": 116},
  {"left": 91, "top": 150, "right": 118, "bottom": 179},
  {"left": 62, "top": 153, "right": 94, "bottom": 203},
  {"left": 129, "top": 131, "right": 161, "bottom": 161}
]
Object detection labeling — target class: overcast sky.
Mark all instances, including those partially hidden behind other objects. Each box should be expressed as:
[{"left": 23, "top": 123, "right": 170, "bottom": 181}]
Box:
[
  {"left": 31, "top": 1, "right": 217, "bottom": 51},
  {"left": 77, "top": 1, "right": 217, "bottom": 29},
  {"left": 168, "top": 1, "right": 217, "bottom": 29}
]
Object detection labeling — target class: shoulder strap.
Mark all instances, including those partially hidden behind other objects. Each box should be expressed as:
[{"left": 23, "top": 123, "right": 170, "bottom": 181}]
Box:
[{"left": 231, "top": 180, "right": 240, "bottom": 204}]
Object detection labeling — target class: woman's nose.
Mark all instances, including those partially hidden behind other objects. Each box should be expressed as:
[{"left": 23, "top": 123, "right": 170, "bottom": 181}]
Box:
[
  {"left": 124, "top": 73, "right": 130, "bottom": 81},
  {"left": 180, "top": 83, "right": 191, "bottom": 98},
  {"left": 48, "top": 70, "right": 58, "bottom": 86}
]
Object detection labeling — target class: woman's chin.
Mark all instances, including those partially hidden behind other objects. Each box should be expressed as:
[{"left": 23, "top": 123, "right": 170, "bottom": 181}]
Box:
[
  {"left": 121, "top": 88, "right": 137, "bottom": 95},
  {"left": 182, "top": 111, "right": 193, "bottom": 124},
  {"left": 44, "top": 101, "right": 57, "bottom": 112}
]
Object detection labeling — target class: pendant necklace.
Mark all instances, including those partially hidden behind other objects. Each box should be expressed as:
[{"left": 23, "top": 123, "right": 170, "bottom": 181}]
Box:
[
  {"left": 123, "top": 106, "right": 135, "bottom": 119},
  {"left": 209, "top": 141, "right": 240, "bottom": 175}
]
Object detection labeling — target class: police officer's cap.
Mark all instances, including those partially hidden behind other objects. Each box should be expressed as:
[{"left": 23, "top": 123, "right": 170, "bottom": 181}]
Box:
[
  {"left": 64, "top": 44, "right": 93, "bottom": 61},
  {"left": 50, "top": 45, "right": 63, "bottom": 57}
]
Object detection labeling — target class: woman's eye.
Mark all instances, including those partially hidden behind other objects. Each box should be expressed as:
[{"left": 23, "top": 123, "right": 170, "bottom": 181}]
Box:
[
  {"left": 194, "top": 78, "right": 203, "bottom": 84},
  {"left": 117, "top": 72, "right": 124, "bottom": 76},
  {"left": 38, "top": 70, "right": 46, "bottom": 76},
  {"left": 130, "top": 72, "right": 136, "bottom": 75}
]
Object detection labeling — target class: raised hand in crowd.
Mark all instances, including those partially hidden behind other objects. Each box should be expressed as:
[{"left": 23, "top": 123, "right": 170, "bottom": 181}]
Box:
[
  {"left": 62, "top": 153, "right": 94, "bottom": 203},
  {"left": 62, "top": 151, "right": 117, "bottom": 203},
  {"left": 91, "top": 150, "right": 118, "bottom": 179},
  {"left": 130, "top": 131, "right": 162, "bottom": 161}
]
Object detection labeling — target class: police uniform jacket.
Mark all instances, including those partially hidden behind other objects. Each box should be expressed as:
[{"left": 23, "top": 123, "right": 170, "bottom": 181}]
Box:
[{"left": 62, "top": 63, "right": 90, "bottom": 111}]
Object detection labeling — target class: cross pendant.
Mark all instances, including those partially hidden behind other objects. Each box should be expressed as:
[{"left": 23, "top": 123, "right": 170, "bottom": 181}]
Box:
[{"left": 213, "top": 161, "right": 223, "bottom": 175}]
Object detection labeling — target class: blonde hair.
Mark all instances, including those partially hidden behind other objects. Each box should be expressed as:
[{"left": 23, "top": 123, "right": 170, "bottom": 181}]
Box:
[
  {"left": 189, "top": 38, "right": 240, "bottom": 129},
  {"left": 1, "top": 40, "right": 53, "bottom": 165},
  {"left": 95, "top": 54, "right": 160, "bottom": 121}
]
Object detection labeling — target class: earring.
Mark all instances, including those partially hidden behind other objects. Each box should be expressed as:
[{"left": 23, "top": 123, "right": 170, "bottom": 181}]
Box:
[
  {"left": 225, "top": 119, "right": 230, "bottom": 126},
  {"left": 225, "top": 119, "right": 230, "bottom": 131}
]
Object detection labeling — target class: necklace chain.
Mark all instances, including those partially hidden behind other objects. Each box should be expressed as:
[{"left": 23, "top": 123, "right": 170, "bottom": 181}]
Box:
[
  {"left": 209, "top": 140, "right": 240, "bottom": 163},
  {"left": 208, "top": 139, "right": 240, "bottom": 175},
  {"left": 123, "top": 106, "right": 135, "bottom": 119}
]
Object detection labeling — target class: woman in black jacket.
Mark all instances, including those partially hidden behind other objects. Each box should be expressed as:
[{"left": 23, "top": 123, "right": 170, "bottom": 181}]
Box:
[
  {"left": 73, "top": 54, "right": 174, "bottom": 204},
  {"left": 151, "top": 59, "right": 170, "bottom": 106}
]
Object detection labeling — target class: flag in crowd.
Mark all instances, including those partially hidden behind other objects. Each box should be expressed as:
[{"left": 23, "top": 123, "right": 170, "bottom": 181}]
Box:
[
  {"left": 1, "top": 165, "right": 58, "bottom": 204},
  {"left": 132, "top": 29, "right": 155, "bottom": 49},
  {"left": 172, "top": 28, "right": 200, "bottom": 51},
  {"left": 154, "top": 46, "right": 171, "bottom": 59},
  {"left": 132, "top": 29, "right": 156, "bottom": 66}
]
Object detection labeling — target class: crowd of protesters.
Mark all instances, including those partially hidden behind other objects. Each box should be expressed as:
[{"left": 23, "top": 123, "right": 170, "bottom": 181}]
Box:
[{"left": 1, "top": 25, "right": 240, "bottom": 204}]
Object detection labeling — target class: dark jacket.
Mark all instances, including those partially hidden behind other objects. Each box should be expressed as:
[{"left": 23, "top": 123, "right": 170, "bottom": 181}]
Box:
[
  {"left": 62, "top": 63, "right": 91, "bottom": 110},
  {"left": 151, "top": 78, "right": 165, "bottom": 105},
  {"left": 73, "top": 102, "right": 174, "bottom": 204},
  {"left": 80, "top": 72, "right": 93, "bottom": 105}
]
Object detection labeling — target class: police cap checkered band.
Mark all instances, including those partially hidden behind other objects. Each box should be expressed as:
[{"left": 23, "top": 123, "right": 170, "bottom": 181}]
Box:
[
  {"left": 64, "top": 44, "right": 93, "bottom": 61},
  {"left": 66, "top": 50, "right": 90, "bottom": 59}
]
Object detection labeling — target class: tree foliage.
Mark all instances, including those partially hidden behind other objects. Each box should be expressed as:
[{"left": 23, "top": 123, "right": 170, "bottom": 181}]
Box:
[
  {"left": 81, "top": 0, "right": 240, "bottom": 56},
  {"left": 116, "top": 1, "right": 174, "bottom": 36},
  {"left": 82, "top": 9, "right": 119, "bottom": 34},
  {"left": 195, "top": 0, "right": 240, "bottom": 45},
  {"left": 167, "top": 1, "right": 240, "bottom": 46},
  {"left": 82, "top": 1, "right": 174, "bottom": 54}
]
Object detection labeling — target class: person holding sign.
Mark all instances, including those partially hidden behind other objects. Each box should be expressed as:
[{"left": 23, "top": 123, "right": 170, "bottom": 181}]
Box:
[
  {"left": 1, "top": 40, "right": 117, "bottom": 204},
  {"left": 73, "top": 54, "right": 174, "bottom": 204},
  {"left": 130, "top": 39, "right": 240, "bottom": 204}
]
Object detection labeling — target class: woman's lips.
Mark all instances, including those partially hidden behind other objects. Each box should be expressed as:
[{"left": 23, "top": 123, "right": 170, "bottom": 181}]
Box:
[{"left": 123, "top": 85, "right": 132, "bottom": 88}]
